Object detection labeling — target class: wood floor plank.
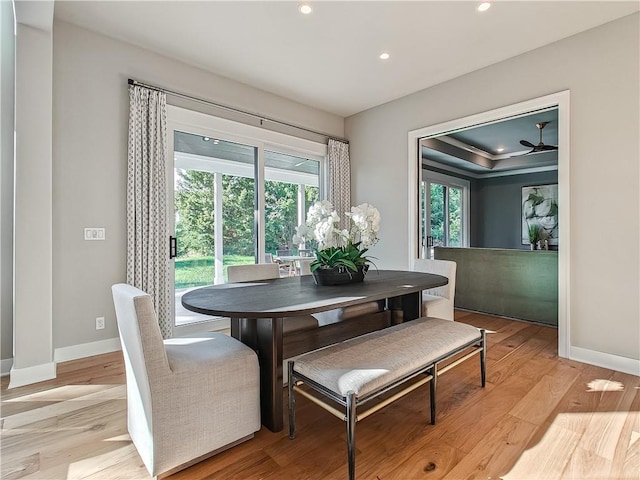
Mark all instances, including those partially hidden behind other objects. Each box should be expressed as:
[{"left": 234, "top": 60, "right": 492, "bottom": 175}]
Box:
[
  {"left": 578, "top": 371, "right": 639, "bottom": 461},
  {"left": 441, "top": 414, "right": 539, "bottom": 480},
  {"left": 437, "top": 369, "right": 541, "bottom": 453},
  {"left": 509, "top": 362, "right": 582, "bottom": 426},
  {"left": 560, "top": 446, "right": 614, "bottom": 480},
  {"left": 1, "top": 385, "right": 125, "bottom": 431},
  {"left": 0, "top": 451, "right": 39, "bottom": 480},
  {"left": 1, "top": 311, "right": 636, "bottom": 480},
  {"left": 544, "top": 364, "right": 618, "bottom": 435},
  {"left": 360, "top": 438, "right": 464, "bottom": 479},
  {"left": 501, "top": 420, "right": 582, "bottom": 479},
  {"left": 610, "top": 385, "right": 640, "bottom": 480}
]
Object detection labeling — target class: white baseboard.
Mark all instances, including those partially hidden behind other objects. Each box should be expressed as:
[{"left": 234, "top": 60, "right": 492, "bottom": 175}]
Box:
[
  {"left": 54, "top": 337, "right": 121, "bottom": 363},
  {"left": 8, "top": 362, "right": 56, "bottom": 388},
  {"left": 1, "top": 358, "right": 14, "bottom": 377},
  {"left": 570, "top": 346, "right": 640, "bottom": 377}
]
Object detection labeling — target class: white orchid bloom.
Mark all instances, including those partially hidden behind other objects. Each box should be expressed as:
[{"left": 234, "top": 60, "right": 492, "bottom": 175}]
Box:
[{"left": 292, "top": 200, "right": 380, "bottom": 263}]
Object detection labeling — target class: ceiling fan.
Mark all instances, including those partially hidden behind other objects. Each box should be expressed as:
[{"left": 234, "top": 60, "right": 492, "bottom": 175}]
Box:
[{"left": 519, "top": 121, "right": 558, "bottom": 154}]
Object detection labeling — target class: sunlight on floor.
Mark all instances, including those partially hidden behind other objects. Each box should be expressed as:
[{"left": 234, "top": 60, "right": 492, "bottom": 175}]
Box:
[
  {"left": 103, "top": 434, "right": 131, "bottom": 442},
  {"left": 4, "top": 384, "right": 109, "bottom": 402},
  {"left": 66, "top": 444, "right": 140, "bottom": 479},
  {"left": 2, "top": 385, "right": 126, "bottom": 431},
  {"left": 586, "top": 378, "right": 625, "bottom": 392},
  {"left": 503, "top": 408, "right": 638, "bottom": 479},
  {"left": 503, "top": 417, "right": 580, "bottom": 479}
]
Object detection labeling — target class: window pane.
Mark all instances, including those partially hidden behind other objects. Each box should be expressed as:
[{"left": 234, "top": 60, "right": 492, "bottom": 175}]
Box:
[
  {"left": 222, "top": 174, "right": 256, "bottom": 268},
  {"left": 264, "top": 180, "right": 298, "bottom": 253},
  {"left": 430, "top": 183, "right": 445, "bottom": 247},
  {"left": 448, "top": 187, "right": 462, "bottom": 247},
  {"left": 265, "top": 151, "right": 320, "bottom": 254}
]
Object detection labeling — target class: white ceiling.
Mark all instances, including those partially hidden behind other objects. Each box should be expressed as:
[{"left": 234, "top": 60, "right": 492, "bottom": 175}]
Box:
[{"left": 54, "top": 1, "right": 639, "bottom": 117}]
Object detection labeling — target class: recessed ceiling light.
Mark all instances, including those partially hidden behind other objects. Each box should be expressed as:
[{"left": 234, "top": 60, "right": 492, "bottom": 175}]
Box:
[
  {"left": 203, "top": 137, "right": 210, "bottom": 142},
  {"left": 379, "top": 52, "right": 390, "bottom": 60},
  {"left": 213, "top": 139, "right": 220, "bottom": 144},
  {"left": 477, "top": 2, "right": 491, "bottom": 12},
  {"left": 299, "top": 4, "right": 312, "bottom": 14},
  {"left": 497, "top": 147, "right": 504, "bottom": 152}
]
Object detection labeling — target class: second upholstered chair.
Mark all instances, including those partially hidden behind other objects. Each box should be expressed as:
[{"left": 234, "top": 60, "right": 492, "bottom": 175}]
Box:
[
  {"left": 413, "top": 258, "right": 457, "bottom": 321},
  {"left": 227, "top": 263, "right": 319, "bottom": 334}
]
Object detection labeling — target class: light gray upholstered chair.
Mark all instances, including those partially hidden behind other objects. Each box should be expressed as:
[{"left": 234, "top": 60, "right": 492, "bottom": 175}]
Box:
[
  {"left": 413, "top": 259, "right": 457, "bottom": 321},
  {"left": 227, "top": 263, "right": 318, "bottom": 334},
  {"left": 298, "top": 258, "right": 313, "bottom": 276},
  {"left": 111, "top": 284, "right": 260, "bottom": 479}
]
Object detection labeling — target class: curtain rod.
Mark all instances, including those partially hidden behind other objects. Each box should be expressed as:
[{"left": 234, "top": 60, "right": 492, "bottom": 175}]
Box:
[{"left": 127, "top": 78, "right": 348, "bottom": 144}]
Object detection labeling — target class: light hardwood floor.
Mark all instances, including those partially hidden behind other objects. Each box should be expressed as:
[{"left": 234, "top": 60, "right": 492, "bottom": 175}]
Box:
[{"left": 1, "top": 311, "right": 638, "bottom": 479}]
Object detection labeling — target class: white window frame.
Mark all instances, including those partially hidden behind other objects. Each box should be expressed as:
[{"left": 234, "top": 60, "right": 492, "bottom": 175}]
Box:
[
  {"left": 167, "top": 106, "right": 327, "bottom": 335},
  {"left": 422, "top": 169, "right": 470, "bottom": 257}
]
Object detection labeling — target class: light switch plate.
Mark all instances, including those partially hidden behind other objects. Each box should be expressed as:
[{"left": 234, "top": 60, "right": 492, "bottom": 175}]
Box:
[{"left": 84, "top": 228, "right": 106, "bottom": 241}]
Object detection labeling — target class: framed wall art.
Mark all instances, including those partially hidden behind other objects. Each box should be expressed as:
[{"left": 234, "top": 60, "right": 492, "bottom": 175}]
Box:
[{"left": 522, "top": 184, "right": 559, "bottom": 246}]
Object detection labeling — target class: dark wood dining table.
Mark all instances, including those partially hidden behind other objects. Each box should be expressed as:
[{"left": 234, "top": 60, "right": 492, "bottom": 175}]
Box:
[{"left": 181, "top": 269, "right": 448, "bottom": 432}]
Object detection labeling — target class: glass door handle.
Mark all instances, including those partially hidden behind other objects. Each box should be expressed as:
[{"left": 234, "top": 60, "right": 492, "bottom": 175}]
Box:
[{"left": 169, "top": 236, "right": 177, "bottom": 259}]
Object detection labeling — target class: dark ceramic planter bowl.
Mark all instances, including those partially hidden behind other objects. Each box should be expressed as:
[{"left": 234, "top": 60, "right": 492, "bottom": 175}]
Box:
[{"left": 312, "top": 265, "right": 368, "bottom": 286}]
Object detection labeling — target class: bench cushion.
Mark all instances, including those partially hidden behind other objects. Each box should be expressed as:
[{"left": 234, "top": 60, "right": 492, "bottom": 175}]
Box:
[{"left": 292, "top": 317, "right": 481, "bottom": 398}]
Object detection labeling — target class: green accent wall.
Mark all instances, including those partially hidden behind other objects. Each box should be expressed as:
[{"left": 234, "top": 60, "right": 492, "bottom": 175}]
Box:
[{"left": 435, "top": 246, "right": 558, "bottom": 325}]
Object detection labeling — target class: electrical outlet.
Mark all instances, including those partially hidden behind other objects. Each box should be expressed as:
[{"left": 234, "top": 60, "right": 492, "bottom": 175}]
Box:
[{"left": 96, "top": 317, "right": 105, "bottom": 330}]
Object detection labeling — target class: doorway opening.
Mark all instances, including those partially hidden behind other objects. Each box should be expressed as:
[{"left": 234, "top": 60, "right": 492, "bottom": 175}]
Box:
[{"left": 408, "top": 91, "right": 570, "bottom": 357}]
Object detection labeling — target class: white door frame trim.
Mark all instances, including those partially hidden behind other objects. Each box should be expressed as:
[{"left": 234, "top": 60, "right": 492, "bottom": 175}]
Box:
[{"left": 407, "top": 91, "right": 570, "bottom": 358}]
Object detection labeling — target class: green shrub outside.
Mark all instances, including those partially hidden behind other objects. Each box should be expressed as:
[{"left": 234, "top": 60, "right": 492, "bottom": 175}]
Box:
[{"left": 174, "top": 255, "right": 254, "bottom": 288}]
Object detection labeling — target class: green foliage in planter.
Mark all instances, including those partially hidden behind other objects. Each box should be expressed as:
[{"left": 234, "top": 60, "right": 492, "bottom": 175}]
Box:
[
  {"left": 310, "top": 242, "right": 371, "bottom": 273},
  {"left": 528, "top": 224, "right": 541, "bottom": 244}
]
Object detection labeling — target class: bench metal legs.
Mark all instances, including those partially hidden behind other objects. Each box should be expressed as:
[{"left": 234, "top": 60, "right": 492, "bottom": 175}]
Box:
[
  {"left": 288, "top": 361, "right": 296, "bottom": 439},
  {"left": 429, "top": 363, "right": 438, "bottom": 425},
  {"left": 429, "top": 329, "right": 486, "bottom": 426},
  {"left": 346, "top": 393, "right": 357, "bottom": 480},
  {"left": 481, "top": 329, "right": 487, "bottom": 387},
  {"left": 288, "top": 329, "right": 488, "bottom": 480}
]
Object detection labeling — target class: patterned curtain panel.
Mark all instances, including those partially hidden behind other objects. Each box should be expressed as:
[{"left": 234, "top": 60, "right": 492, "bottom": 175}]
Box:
[
  {"left": 328, "top": 139, "right": 351, "bottom": 229},
  {"left": 127, "top": 85, "right": 172, "bottom": 339}
]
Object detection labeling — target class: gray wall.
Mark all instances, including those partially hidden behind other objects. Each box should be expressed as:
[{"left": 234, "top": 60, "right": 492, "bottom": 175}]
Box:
[
  {"left": 29, "top": 21, "right": 341, "bottom": 356},
  {"left": 473, "top": 171, "right": 558, "bottom": 250},
  {"left": 346, "top": 14, "right": 639, "bottom": 361},
  {"left": 53, "top": 22, "right": 344, "bottom": 348},
  {"left": 1, "top": 1, "right": 15, "bottom": 364}
]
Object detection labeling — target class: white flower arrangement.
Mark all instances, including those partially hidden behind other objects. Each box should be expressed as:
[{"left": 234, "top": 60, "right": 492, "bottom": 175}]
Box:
[
  {"left": 293, "top": 201, "right": 380, "bottom": 272},
  {"left": 346, "top": 203, "right": 381, "bottom": 247}
]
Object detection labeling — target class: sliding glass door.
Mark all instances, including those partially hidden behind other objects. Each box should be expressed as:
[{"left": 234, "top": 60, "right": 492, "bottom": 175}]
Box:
[
  {"left": 168, "top": 106, "right": 326, "bottom": 330},
  {"left": 172, "top": 133, "right": 258, "bottom": 326}
]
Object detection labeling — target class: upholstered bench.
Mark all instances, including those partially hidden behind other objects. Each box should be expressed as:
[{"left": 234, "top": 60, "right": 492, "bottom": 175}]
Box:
[{"left": 288, "top": 317, "right": 486, "bottom": 480}]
